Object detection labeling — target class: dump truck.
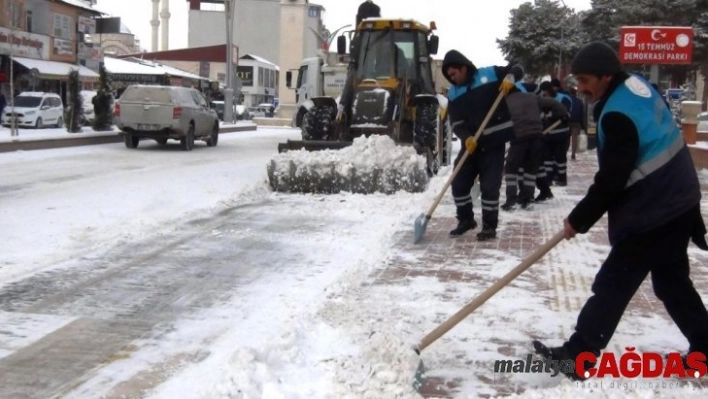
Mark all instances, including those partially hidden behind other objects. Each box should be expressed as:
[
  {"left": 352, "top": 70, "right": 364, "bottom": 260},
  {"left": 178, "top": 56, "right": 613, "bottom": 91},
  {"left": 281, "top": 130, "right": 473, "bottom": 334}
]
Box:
[
  {"left": 277, "top": 18, "right": 451, "bottom": 176},
  {"left": 286, "top": 52, "right": 349, "bottom": 130}
]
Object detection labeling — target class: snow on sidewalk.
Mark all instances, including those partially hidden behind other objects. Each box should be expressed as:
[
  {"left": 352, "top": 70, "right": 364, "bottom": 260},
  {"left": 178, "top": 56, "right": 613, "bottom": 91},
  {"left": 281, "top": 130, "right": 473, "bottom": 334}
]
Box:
[{"left": 312, "top": 150, "right": 708, "bottom": 398}]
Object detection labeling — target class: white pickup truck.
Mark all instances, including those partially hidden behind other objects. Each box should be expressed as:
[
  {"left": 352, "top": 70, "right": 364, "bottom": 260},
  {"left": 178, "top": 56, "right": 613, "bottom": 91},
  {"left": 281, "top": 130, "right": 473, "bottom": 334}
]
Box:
[{"left": 115, "top": 85, "right": 220, "bottom": 151}]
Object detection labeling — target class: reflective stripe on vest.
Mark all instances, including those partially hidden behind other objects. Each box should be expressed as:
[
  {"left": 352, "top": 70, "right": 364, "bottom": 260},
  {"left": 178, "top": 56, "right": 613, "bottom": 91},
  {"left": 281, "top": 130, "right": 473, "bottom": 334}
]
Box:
[
  {"left": 626, "top": 135, "right": 684, "bottom": 187},
  {"left": 482, "top": 120, "right": 514, "bottom": 135},
  {"left": 549, "top": 126, "right": 570, "bottom": 134},
  {"left": 598, "top": 75, "right": 683, "bottom": 187}
]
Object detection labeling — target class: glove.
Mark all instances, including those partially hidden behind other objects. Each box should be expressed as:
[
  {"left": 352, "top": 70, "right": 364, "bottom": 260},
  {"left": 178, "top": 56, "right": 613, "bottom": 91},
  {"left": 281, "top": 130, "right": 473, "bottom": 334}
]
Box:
[
  {"left": 499, "top": 74, "right": 515, "bottom": 96},
  {"left": 465, "top": 136, "right": 478, "bottom": 153}
]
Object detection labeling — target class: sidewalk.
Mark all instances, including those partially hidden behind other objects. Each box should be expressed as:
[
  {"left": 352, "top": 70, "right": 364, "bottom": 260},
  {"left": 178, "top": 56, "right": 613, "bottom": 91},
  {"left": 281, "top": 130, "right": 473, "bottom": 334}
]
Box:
[
  {"left": 0, "top": 122, "right": 257, "bottom": 152},
  {"left": 366, "top": 151, "right": 708, "bottom": 397}
]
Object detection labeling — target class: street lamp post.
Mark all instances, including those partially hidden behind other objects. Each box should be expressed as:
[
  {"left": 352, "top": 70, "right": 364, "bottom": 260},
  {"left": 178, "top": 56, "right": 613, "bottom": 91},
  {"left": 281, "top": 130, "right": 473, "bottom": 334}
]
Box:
[{"left": 223, "top": 0, "right": 235, "bottom": 124}]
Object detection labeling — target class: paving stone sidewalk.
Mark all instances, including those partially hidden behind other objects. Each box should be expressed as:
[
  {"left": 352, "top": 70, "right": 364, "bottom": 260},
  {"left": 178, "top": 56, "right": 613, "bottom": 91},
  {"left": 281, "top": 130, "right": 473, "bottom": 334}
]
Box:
[{"left": 369, "top": 150, "right": 708, "bottom": 398}]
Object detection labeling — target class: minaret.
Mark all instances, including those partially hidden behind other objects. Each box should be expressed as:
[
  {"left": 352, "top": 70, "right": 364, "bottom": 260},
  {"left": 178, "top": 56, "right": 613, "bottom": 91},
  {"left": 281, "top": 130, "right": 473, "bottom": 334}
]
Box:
[
  {"left": 151, "top": 0, "right": 160, "bottom": 51},
  {"left": 160, "top": 0, "right": 171, "bottom": 51}
]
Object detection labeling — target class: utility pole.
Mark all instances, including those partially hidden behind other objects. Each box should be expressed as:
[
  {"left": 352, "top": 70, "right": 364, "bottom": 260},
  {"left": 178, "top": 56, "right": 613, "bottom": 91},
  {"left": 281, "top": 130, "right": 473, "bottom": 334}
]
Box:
[
  {"left": 223, "top": 0, "right": 235, "bottom": 124},
  {"left": 8, "top": 5, "right": 18, "bottom": 137},
  {"left": 557, "top": 0, "right": 567, "bottom": 81}
]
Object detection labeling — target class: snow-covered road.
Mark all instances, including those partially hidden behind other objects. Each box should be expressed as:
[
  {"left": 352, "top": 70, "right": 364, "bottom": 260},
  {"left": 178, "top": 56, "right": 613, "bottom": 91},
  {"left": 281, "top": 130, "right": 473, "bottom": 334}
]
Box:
[
  {"left": 2, "top": 129, "right": 708, "bottom": 398},
  {"left": 0, "top": 128, "right": 433, "bottom": 398}
]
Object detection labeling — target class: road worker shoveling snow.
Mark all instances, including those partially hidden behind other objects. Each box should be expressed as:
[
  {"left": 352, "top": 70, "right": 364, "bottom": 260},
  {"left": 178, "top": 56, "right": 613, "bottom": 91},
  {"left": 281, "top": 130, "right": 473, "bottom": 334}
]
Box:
[{"left": 266, "top": 135, "right": 429, "bottom": 194}]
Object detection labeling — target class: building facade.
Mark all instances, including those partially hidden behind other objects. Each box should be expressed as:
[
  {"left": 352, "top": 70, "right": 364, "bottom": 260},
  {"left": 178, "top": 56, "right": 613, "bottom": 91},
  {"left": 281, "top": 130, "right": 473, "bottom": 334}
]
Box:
[
  {"left": 93, "top": 23, "right": 143, "bottom": 57},
  {"left": 0, "top": 0, "right": 103, "bottom": 101},
  {"left": 187, "top": 0, "right": 324, "bottom": 98},
  {"left": 236, "top": 54, "right": 279, "bottom": 107}
]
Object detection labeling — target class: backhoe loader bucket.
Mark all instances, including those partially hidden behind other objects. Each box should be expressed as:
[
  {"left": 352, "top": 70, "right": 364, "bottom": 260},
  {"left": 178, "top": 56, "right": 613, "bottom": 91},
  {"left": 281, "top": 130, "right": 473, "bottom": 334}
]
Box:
[
  {"left": 277, "top": 140, "right": 353, "bottom": 153},
  {"left": 267, "top": 136, "right": 429, "bottom": 195}
]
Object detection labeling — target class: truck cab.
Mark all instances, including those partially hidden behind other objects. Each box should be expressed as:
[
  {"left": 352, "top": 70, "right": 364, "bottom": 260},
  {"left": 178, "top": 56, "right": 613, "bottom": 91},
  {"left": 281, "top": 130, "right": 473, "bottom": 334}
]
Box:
[{"left": 286, "top": 55, "right": 348, "bottom": 127}]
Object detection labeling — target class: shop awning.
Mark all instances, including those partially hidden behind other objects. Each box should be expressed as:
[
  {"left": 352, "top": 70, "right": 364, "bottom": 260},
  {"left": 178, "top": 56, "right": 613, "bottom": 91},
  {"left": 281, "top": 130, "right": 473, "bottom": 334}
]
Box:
[{"left": 12, "top": 57, "right": 100, "bottom": 80}]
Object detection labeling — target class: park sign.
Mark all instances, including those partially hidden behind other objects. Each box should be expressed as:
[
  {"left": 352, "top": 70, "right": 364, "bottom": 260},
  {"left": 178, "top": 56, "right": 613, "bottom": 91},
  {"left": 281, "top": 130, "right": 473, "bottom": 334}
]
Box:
[{"left": 619, "top": 26, "right": 693, "bottom": 64}]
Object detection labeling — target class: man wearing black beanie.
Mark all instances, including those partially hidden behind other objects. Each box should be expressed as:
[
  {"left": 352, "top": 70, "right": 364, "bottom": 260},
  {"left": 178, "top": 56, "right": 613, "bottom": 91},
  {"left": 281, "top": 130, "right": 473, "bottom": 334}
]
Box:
[{"left": 533, "top": 41, "right": 708, "bottom": 380}]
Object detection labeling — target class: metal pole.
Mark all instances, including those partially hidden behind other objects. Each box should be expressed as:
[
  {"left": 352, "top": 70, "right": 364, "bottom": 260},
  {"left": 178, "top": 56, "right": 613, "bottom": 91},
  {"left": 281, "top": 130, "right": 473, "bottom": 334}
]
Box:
[
  {"left": 223, "top": 0, "right": 235, "bottom": 124},
  {"left": 557, "top": 0, "right": 567, "bottom": 81},
  {"left": 9, "top": 6, "right": 18, "bottom": 137},
  {"left": 558, "top": 26, "right": 563, "bottom": 80}
]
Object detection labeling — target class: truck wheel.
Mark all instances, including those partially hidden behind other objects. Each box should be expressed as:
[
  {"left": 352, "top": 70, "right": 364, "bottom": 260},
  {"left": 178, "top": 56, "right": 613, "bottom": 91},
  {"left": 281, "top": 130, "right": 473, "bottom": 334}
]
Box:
[
  {"left": 441, "top": 114, "right": 451, "bottom": 167},
  {"left": 414, "top": 103, "right": 439, "bottom": 175},
  {"left": 124, "top": 134, "right": 139, "bottom": 149},
  {"left": 206, "top": 123, "right": 219, "bottom": 147},
  {"left": 301, "top": 104, "right": 337, "bottom": 141},
  {"left": 181, "top": 124, "right": 195, "bottom": 151}
]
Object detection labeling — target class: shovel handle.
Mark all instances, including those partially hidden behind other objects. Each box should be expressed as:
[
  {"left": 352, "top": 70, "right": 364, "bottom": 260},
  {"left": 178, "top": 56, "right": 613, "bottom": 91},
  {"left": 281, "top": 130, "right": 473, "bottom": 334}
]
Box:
[
  {"left": 424, "top": 91, "right": 506, "bottom": 218},
  {"left": 416, "top": 229, "right": 565, "bottom": 352},
  {"left": 542, "top": 119, "right": 562, "bottom": 135}
]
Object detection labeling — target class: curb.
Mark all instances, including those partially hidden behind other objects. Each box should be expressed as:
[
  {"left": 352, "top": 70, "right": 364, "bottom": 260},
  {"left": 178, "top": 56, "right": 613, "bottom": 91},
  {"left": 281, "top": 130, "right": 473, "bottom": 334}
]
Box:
[{"left": 0, "top": 125, "right": 258, "bottom": 153}]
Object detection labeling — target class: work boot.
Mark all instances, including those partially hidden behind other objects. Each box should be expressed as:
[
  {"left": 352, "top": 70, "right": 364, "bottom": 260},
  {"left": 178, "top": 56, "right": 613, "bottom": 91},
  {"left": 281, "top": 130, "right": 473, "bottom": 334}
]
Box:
[
  {"left": 533, "top": 340, "right": 595, "bottom": 381},
  {"left": 534, "top": 191, "right": 554, "bottom": 203},
  {"left": 520, "top": 201, "right": 533, "bottom": 211},
  {"left": 555, "top": 177, "right": 567, "bottom": 187},
  {"left": 450, "top": 219, "right": 477, "bottom": 237},
  {"left": 476, "top": 227, "right": 497, "bottom": 241},
  {"left": 571, "top": 154, "right": 576, "bottom": 161},
  {"left": 501, "top": 201, "right": 516, "bottom": 212}
]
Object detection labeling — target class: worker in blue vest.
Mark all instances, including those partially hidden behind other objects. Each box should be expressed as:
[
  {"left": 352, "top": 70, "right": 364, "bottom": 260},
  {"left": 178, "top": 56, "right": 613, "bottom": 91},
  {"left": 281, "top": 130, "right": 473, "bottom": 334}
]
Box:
[
  {"left": 533, "top": 41, "right": 708, "bottom": 380},
  {"left": 540, "top": 80, "right": 572, "bottom": 187},
  {"left": 503, "top": 76, "right": 568, "bottom": 211},
  {"left": 442, "top": 50, "right": 519, "bottom": 241}
]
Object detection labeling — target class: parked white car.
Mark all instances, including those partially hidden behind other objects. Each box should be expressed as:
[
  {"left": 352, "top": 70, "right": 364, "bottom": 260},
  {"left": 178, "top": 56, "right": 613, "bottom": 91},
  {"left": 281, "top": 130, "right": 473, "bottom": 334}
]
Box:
[
  {"left": 79, "top": 90, "right": 97, "bottom": 126},
  {"left": 699, "top": 112, "right": 708, "bottom": 133},
  {"left": 1, "top": 92, "right": 64, "bottom": 128},
  {"left": 115, "top": 85, "right": 220, "bottom": 151}
]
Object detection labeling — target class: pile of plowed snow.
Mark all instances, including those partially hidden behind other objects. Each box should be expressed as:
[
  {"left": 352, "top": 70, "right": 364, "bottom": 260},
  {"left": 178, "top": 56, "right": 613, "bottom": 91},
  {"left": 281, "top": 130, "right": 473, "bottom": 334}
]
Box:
[{"left": 267, "top": 135, "right": 429, "bottom": 194}]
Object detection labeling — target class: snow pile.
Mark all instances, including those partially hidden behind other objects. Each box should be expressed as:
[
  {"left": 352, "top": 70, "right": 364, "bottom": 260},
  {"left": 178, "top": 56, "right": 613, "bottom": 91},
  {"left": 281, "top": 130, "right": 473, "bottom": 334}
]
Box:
[
  {"left": 330, "top": 331, "right": 422, "bottom": 398},
  {"left": 496, "top": 379, "right": 707, "bottom": 398},
  {"left": 267, "top": 135, "right": 429, "bottom": 194}
]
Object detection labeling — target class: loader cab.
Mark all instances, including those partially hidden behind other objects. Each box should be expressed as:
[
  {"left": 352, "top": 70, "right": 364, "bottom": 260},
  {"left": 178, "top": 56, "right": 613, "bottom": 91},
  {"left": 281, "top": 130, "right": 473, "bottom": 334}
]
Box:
[{"left": 339, "top": 20, "right": 438, "bottom": 95}]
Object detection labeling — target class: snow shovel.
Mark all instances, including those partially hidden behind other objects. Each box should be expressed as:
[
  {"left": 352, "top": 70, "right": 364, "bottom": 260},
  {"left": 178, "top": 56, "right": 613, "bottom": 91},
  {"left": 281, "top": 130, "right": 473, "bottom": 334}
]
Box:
[
  {"left": 412, "top": 229, "right": 565, "bottom": 389},
  {"left": 413, "top": 91, "right": 506, "bottom": 244}
]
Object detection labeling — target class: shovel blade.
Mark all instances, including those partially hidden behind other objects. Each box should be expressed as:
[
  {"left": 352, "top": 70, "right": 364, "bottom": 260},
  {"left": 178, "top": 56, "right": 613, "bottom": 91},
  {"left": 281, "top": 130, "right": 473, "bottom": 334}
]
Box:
[
  {"left": 412, "top": 358, "right": 425, "bottom": 391},
  {"left": 414, "top": 213, "right": 429, "bottom": 244}
]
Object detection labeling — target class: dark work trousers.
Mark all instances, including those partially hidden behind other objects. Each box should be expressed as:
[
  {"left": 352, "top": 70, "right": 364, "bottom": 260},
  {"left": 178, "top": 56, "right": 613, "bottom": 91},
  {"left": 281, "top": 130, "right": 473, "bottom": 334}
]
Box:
[
  {"left": 451, "top": 145, "right": 505, "bottom": 229},
  {"left": 539, "top": 134, "right": 568, "bottom": 185},
  {"left": 504, "top": 137, "right": 543, "bottom": 205},
  {"left": 536, "top": 139, "right": 553, "bottom": 195},
  {"left": 565, "top": 208, "right": 708, "bottom": 356}
]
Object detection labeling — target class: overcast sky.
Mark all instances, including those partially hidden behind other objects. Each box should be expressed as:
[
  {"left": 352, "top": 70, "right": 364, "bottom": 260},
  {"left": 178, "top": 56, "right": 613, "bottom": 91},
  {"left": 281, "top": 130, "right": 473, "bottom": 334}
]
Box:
[{"left": 98, "top": 0, "right": 592, "bottom": 65}]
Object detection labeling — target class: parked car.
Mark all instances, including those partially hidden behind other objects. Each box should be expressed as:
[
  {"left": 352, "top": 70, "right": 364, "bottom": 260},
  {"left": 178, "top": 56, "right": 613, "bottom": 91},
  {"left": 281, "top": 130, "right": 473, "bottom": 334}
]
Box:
[
  {"left": 210, "top": 100, "right": 225, "bottom": 121},
  {"left": 1, "top": 92, "right": 64, "bottom": 128},
  {"left": 699, "top": 112, "right": 708, "bottom": 133},
  {"left": 248, "top": 106, "right": 267, "bottom": 119},
  {"left": 258, "top": 103, "right": 276, "bottom": 117},
  {"left": 79, "top": 90, "right": 97, "bottom": 126},
  {"left": 235, "top": 105, "right": 250, "bottom": 120},
  {"left": 115, "top": 85, "right": 220, "bottom": 151}
]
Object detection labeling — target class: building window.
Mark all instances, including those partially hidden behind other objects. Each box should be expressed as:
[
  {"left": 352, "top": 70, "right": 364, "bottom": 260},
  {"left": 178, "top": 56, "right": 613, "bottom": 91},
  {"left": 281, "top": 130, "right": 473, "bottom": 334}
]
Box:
[
  {"left": 258, "top": 67, "right": 264, "bottom": 86},
  {"left": 308, "top": 7, "right": 320, "bottom": 18},
  {"left": 26, "top": 10, "right": 33, "bottom": 33},
  {"left": 53, "top": 13, "right": 74, "bottom": 40},
  {"left": 10, "top": 2, "right": 24, "bottom": 29}
]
